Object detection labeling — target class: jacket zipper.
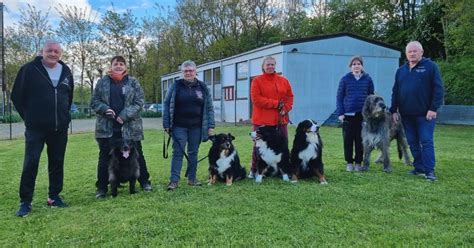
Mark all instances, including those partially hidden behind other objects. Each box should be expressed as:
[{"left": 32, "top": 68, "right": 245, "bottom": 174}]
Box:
[
  {"left": 34, "top": 65, "right": 69, "bottom": 131},
  {"left": 55, "top": 88, "right": 58, "bottom": 131}
]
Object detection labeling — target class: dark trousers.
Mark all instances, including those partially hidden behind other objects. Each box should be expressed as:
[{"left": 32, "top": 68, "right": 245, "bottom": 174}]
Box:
[
  {"left": 96, "top": 133, "right": 150, "bottom": 191},
  {"left": 19, "top": 128, "right": 68, "bottom": 203},
  {"left": 342, "top": 113, "right": 363, "bottom": 164},
  {"left": 250, "top": 124, "right": 288, "bottom": 173}
]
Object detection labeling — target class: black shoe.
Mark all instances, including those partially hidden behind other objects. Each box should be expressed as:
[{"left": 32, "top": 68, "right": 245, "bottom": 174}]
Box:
[
  {"left": 187, "top": 179, "right": 202, "bottom": 186},
  {"left": 47, "top": 196, "right": 68, "bottom": 208},
  {"left": 408, "top": 169, "right": 425, "bottom": 176},
  {"left": 16, "top": 202, "right": 32, "bottom": 217},
  {"left": 141, "top": 183, "right": 152, "bottom": 192},
  {"left": 425, "top": 171, "right": 437, "bottom": 181},
  {"left": 167, "top": 181, "right": 179, "bottom": 191},
  {"left": 95, "top": 189, "right": 107, "bottom": 199}
]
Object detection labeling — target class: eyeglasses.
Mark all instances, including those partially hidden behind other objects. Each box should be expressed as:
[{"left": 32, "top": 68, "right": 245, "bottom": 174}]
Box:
[{"left": 183, "top": 69, "right": 195, "bottom": 73}]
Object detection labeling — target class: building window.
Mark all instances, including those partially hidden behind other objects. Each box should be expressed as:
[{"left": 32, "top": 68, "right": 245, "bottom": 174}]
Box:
[
  {"left": 223, "top": 86, "right": 234, "bottom": 101},
  {"left": 236, "top": 79, "right": 249, "bottom": 100},
  {"left": 204, "top": 69, "right": 212, "bottom": 86},
  {"left": 236, "top": 61, "right": 248, "bottom": 100},
  {"left": 213, "top": 67, "right": 221, "bottom": 100}
]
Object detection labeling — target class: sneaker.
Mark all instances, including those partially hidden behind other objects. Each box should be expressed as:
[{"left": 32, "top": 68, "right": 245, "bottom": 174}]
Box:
[
  {"left": 359, "top": 165, "right": 369, "bottom": 171},
  {"left": 346, "top": 163, "right": 354, "bottom": 172},
  {"left": 354, "top": 164, "right": 362, "bottom": 171},
  {"left": 16, "top": 202, "right": 32, "bottom": 217},
  {"left": 141, "top": 182, "right": 152, "bottom": 192},
  {"left": 408, "top": 169, "right": 426, "bottom": 177},
  {"left": 187, "top": 179, "right": 202, "bottom": 186},
  {"left": 47, "top": 196, "right": 68, "bottom": 208},
  {"left": 248, "top": 170, "right": 255, "bottom": 179},
  {"left": 425, "top": 171, "right": 437, "bottom": 181},
  {"left": 95, "top": 189, "right": 106, "bottom": 199},
  {"left": 167, "top": 181, "right": 178, "bottom": 191}
]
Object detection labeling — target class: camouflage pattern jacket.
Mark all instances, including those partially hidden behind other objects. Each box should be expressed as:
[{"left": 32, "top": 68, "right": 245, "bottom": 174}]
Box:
[{"left": 91, "top": 75, "right": 144, "bottom": 141}]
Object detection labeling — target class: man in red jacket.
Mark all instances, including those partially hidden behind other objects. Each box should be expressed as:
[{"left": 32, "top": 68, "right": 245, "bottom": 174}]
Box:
[{"left": 248, "top": 56, "right": 294, "bottom": 178}]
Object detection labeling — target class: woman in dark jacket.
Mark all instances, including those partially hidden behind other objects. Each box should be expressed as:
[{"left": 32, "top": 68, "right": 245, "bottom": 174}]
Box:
[
  {"left": 91, "top": 56, "right": 152, "bottom": 198},
  {"left": 336, "top": 56, "right": 374, "bottom": 172},
  {"left": 163, "top": 60, "right": 215, "bottom": 191}
]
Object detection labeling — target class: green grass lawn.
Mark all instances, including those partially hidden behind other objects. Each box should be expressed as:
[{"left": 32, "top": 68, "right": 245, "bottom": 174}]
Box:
[{"left": 0, "top": 125, "right": 473, "bottom": 246}]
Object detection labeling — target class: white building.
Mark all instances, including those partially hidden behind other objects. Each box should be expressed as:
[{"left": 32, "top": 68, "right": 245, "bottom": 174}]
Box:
[{"left": 161, "top": 33, "right": 401, "bottom": 125}]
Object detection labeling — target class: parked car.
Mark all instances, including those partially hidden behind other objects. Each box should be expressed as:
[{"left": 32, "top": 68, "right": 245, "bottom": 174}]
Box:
[
  {"left": 70, "top": 103, "right": 79, "bottom": 113},
  {"left": 147, "top": 103, "right": 162, "bottom": 113}
]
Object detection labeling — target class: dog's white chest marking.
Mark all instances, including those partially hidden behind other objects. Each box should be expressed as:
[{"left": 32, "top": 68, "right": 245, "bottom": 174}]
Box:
[
  {"left": 216, "top": 150, "right": 236, "bottom": 175},
  {"left": 364, "top": 132, "right": 383, "bottom": 148},
  {"left": 256, "top": 140, "right": 282, "bottom": 171},
  {"left": 297, "top": 132, "right": 320, "bottom": 170},
  {"left": 299, "top": 143, "right": 318, "bottom": 168}
]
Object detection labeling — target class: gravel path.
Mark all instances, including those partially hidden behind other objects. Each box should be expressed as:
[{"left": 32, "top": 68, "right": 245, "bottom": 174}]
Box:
[{"left": 0, "top": 118, "right": 163, "bottom": 140}]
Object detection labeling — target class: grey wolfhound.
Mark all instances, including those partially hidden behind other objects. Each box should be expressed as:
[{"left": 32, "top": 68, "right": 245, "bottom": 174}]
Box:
[{"left": 361, "top": 95, "right": 411, "bottom": 172}]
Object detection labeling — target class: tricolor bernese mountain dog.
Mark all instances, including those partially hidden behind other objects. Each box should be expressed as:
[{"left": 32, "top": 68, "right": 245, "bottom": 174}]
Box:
[
  {"left": 108, "top": 138, "right": 140, "bottom": 197},
  {"left": 208, "top": 133, "right": 246, "bottom": 186},
  {"left": 290, "top": 120, "right": 328, "bottom": 184},
  {"left": 250, "top": 126, "right": 292, "bottom": 183}
]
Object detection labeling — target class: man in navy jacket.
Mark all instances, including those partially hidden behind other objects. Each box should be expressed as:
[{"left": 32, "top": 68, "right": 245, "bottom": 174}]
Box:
[
  {"left": 390, "top": 41, "right": 444, "bottom": 181},
  {"left": 11, "top": 40, "right": 74, "bottom": 217}
]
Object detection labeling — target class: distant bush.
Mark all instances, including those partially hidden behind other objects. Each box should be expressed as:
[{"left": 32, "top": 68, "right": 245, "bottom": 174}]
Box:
[
  {"left": 141, "top": 111, "right": 162, "bottom": 118},
  {"left": 1, "top": 113, "right": 23, "bottom": 123},
  {"left": 438, "top": 57, "right": 474, "bottom": 105}
]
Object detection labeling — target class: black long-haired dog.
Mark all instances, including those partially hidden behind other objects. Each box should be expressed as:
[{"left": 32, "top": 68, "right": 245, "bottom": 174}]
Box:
[
  {"left": 108, "top": 138, "right": 140, "bottom": 197},
  {"left": 290, "top": 120, "right": 327, "bottom": 184},
  {"left": 250, "top": 126, "right": 292, "bottom": 183},
  {"left": 208, "top": 133, "right": 246, "bottom": 186}
]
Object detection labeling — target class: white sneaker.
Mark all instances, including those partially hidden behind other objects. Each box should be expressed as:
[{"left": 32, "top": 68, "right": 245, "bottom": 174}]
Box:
[
  {"left": 346, "top": 163, "right": 354, "bottom": 172},
  {"left": 248, "top": 170, "right": 255, "bottom": 179}
]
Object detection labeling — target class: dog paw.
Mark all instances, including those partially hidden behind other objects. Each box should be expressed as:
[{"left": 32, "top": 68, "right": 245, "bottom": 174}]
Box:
[
  {"left": 282, "top": 174, "right": 290, "bottom": 181},
  {"left": 320, "top": 181, "right": 328, "bottom": 185},
  {"left": 255, "top": 175, "right": 263, "bottom": 183},
  {"left": 290, "top": 180, "right": 298, "bottom": 184},
  {"left": 226, "top": 183, "right": 232, "bottom": 186}
]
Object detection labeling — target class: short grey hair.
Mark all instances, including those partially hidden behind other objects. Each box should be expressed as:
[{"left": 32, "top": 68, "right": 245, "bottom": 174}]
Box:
[
  {"left": 406, "top": 41, "right": 423, "bottom": 51},
  {"left": 43, "top": 40, "right": 61, "bottom": 50},
  {"left": 261, "top": 56, "right": 276, "bottom": 72},
  {"left": 181, "top": 60, "right": 196, "bottom": 71}
]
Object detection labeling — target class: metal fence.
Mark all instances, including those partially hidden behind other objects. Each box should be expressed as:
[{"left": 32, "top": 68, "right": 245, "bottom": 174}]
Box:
[{"left": 437, "top": 105, "right": 474, "bottom": 125}]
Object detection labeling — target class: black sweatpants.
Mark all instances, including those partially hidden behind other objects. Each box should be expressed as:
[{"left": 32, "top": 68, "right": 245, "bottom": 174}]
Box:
[
  {"left": 342, "top": 112, "right": 363, "bottom": 164},
  {"left": 19, "top": 128, "right": 68, "bottom": 203},
  {"left": 96, "top": 133, "right": 150, "bottom": 191}
]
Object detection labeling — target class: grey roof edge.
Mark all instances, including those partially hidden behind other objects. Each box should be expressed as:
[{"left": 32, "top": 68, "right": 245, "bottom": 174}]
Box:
[
  {"left": 281, "top": 32, "right": 401, "bottom": 51},
  {"left": 161, "top": 32, "right": 400, "bottom": 78}
]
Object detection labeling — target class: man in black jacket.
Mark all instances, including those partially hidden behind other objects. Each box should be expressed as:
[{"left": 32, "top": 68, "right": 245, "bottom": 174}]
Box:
[{"left": 11, "top": 40, "right": 74, "bottom": 217}]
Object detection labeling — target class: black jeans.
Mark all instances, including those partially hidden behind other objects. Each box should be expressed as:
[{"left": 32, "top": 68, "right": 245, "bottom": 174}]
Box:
[
  {"left": 342, "top": 112, "right": 363, "bottom": 164},
  {"left": 19, "top": 128, "right": 68, "bottom": 203},
  {"left": 95, "top": 134, "right": 150, "bottom": 191}
]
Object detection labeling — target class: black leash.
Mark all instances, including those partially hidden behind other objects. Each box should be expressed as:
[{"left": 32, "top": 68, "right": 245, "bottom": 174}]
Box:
[{"left": 163, "top": 130, "right": 210, "bottom": 177}]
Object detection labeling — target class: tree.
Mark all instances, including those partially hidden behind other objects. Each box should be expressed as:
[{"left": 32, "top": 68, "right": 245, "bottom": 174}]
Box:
[
  {"left": 17, "top": 4, "right": 54, "bottom": 54},
  {"left": 56, "top": 4, "right": 100, "bottom": 107},
  {"left": 99, "top": 9, "right": 143, "bottom": 73}
]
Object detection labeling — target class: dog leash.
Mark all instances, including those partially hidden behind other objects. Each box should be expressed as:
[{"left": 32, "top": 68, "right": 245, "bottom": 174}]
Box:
[{"left": 163, "top": 130, "right": 210, "bottom": 177}]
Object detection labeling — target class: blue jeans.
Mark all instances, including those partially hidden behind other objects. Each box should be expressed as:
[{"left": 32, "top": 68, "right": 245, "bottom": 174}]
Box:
[
  {"left": 170, "top": 126, "right": 202, "bottom": 182},
  {"left": 402, "top": 116, "right": 436, "bottom": 173}
]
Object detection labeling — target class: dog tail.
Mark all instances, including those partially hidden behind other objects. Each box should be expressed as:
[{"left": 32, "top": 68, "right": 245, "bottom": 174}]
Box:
[{"left": 397, "top": 141, "right": 403, "bottom": 160}]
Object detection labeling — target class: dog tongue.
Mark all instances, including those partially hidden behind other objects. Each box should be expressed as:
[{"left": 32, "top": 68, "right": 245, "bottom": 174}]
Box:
[{"left": 122, "top": 150, "right": 130, "bottom": 158}]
